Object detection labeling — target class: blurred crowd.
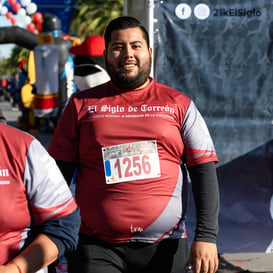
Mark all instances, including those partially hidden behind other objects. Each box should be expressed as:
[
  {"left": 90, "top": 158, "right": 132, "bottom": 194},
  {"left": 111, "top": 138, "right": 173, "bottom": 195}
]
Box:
[{"left": 0, "top": 65, "right": 26, "bottom": 110}]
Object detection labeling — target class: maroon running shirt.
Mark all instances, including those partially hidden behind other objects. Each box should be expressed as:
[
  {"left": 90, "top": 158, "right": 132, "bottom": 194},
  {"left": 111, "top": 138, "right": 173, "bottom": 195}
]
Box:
[
  {"left": 0, "top": 124, "right": 78, "bottom": 265},
  {"left": 49, "top": 78, "right": 218, "bottom": 243}
]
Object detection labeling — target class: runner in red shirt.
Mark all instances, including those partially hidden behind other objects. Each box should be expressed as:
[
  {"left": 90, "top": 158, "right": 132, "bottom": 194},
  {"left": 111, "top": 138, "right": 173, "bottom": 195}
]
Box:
[
  {"left": 49, "top": 16, "right": 219, "bottom": 273},
  {"left": 0, "top": 122, "right": 80, "bottom": 273}
]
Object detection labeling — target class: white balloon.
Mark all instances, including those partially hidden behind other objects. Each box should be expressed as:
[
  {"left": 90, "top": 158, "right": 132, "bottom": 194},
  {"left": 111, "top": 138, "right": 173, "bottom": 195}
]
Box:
[
  {"left": 24, "top": 15, "right": 32, "bottom": 25},
  {"left": 0, "top": 6, "right": 8, "bottom": 15},
  {"left": 16, "top": 22, "right": 24, "bottom": 28},
  {"left": 21, "top": 0, "right": 31, "bottom": 7},
  {"left": 17, "top": 8, "right": 26, "bottom": 17},
  {"left": 26, "top": 3, "right": 37, "bottom": 15}
]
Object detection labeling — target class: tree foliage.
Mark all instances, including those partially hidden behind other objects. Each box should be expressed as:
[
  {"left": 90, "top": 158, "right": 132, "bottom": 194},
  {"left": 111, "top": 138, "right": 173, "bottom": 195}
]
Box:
[
  {"left": 0, "top": 46, "right": 30, "bottom": 77},
  {"left": 69, "top": 0, "right": 124, "bottom": 39},
  {"left": 0, "top": 0, "right": 124, "bottom": 77}
]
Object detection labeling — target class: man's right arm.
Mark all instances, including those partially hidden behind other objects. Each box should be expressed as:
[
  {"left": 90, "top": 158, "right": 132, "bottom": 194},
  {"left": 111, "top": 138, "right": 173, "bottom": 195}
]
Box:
[{"left": 55, "top": 160, "right": 76, "bottom": 186}]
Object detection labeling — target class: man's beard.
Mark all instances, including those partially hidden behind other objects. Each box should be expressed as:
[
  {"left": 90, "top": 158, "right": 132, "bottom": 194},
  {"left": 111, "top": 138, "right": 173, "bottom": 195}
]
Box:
[{"left": 105, "top": 57, "right": 152, "bottom": 90}]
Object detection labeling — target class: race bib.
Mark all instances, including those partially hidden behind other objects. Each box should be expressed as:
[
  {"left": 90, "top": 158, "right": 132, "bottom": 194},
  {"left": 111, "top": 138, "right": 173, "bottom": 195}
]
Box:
[{"left": 102, "top": 140, "right": 161, "bottom": 184}]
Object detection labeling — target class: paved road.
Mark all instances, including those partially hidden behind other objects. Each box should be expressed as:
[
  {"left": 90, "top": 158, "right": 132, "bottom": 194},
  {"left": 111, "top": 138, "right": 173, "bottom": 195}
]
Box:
[{"left": 1, "top": 100, "right": 273, "bottom": 273}]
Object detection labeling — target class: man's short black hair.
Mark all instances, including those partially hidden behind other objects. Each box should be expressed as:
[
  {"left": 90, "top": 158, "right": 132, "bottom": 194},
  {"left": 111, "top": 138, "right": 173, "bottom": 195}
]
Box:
[{"left": 104, "top": 16, "right": 150, "bottom": 49}]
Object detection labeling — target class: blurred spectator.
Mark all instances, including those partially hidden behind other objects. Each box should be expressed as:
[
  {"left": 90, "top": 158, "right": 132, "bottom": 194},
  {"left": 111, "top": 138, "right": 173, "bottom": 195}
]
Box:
[
  {"left": 8, "top": 59, "right": 28, "bottom": 110},
  {"left": 0, "top": 79, "right": 8, "bottom": 102},
  {"left": 0, "top": 107, "right": 6, "bottom": 124}
]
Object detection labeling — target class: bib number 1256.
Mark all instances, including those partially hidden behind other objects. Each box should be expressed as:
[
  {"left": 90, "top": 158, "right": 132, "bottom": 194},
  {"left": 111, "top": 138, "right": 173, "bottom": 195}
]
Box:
[{"left": 102, "top": 140, "right": 161, "bottom": 184}]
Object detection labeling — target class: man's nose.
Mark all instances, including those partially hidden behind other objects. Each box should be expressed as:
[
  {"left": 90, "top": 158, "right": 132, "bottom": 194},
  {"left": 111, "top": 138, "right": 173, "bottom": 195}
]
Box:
[{"left": 122, "top": 46, "right": 134, "bottom": 58}]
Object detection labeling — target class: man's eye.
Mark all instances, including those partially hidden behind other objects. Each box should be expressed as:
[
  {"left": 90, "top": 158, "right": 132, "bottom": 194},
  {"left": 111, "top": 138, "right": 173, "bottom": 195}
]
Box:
[
  {"left": 132, "top": 44, "right": 142, "bottom": 49},
  {"left": 114, "top": 46, "right": 123, "bottom": 51}
]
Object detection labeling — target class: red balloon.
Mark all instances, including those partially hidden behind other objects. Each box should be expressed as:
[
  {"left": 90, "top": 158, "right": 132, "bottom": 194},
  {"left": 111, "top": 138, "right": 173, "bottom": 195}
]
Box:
[
  {"left": 12, "top": 3, "right": 21, "bottom": 12},
  {"left": 32, "top": 12, "right": 43, "bottom": 23},
  {"left": 37, "top": 23, "right": 42, "bottom": 31},
  {"left": 10, "top": 17, "right": 17, "bottom": 25},
  {"left": 33, "top": 12, "right": 43, "bottom": 24},
  {"left": 27, "top": 22, "right": 35, "bottom": 31},
  {"left": 8, "top": 0, "right": 16, "bottom": 6},
  {"left": 32, "top": 29, "right": 39, "bottom": 35},
  {"left": 6, "top": 11, "right": 13, "bottom": 19}
]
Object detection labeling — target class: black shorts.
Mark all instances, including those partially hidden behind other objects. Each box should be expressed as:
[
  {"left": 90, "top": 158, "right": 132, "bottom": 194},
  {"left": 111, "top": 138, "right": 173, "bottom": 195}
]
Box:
[{"left": 66, "top": 234, "right": 190, "bottom": 273}]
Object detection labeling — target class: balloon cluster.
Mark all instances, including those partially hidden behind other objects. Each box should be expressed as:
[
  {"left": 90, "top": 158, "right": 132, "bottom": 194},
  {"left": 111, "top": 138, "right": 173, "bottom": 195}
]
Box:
[{"left": 0, "top": 0, "right": 43, "bottom": 34}]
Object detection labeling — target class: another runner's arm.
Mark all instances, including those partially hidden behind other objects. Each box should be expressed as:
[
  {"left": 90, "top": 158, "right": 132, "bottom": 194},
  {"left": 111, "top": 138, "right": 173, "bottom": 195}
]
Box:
[
  {"left": 2, "top": 234, "right": 60, "bottom": 273},
  {"left": 55, "top": 160, "right": 77, "bottom": 186},
  {"left": 2, "top": 209, "right": 80, "bottom": 273},
  {"left": 187, "top": 161, "right": 219, "bottom": 243},
  {"left": 36, "top": 208, "right": 80, "bottom": 255},
  {"left": 1, "top": 139, "right": 80, "bottom": 273},
  {"left": 26, "top": 139, "right": 80, "bottom": 252}
]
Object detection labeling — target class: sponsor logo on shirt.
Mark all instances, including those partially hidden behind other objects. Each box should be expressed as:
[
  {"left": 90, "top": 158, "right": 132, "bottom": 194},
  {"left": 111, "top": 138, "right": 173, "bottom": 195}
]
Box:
[
  {"left": 88, "top": 104, "right": 175, "bottom": 114},
  {"left": 130, "top": 224, "right": 144, "bottom": 234},
  {"left": 0, "top": 167, "right": 10, "bottom": 185},
  {"left": 0, "top": 167, "right": 9, "bottom": 177}
]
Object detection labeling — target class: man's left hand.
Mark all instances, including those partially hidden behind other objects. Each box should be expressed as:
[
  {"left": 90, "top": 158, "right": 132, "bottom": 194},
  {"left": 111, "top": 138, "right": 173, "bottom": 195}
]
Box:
[{"left": 190, "top": 241, "right": 219, "bottom": 273}]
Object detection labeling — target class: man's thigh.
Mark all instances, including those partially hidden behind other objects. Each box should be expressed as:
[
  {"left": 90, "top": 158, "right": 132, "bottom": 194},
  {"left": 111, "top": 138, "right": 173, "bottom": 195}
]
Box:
[
  {"left": 67, "top": 239, "right": 123, "bottom": 273},
  {"left": 125, "top": 238, "right": 190, "bottom": 273},
  {"left": 67, "top": 235, "right": 190, "bottom": 273}
]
